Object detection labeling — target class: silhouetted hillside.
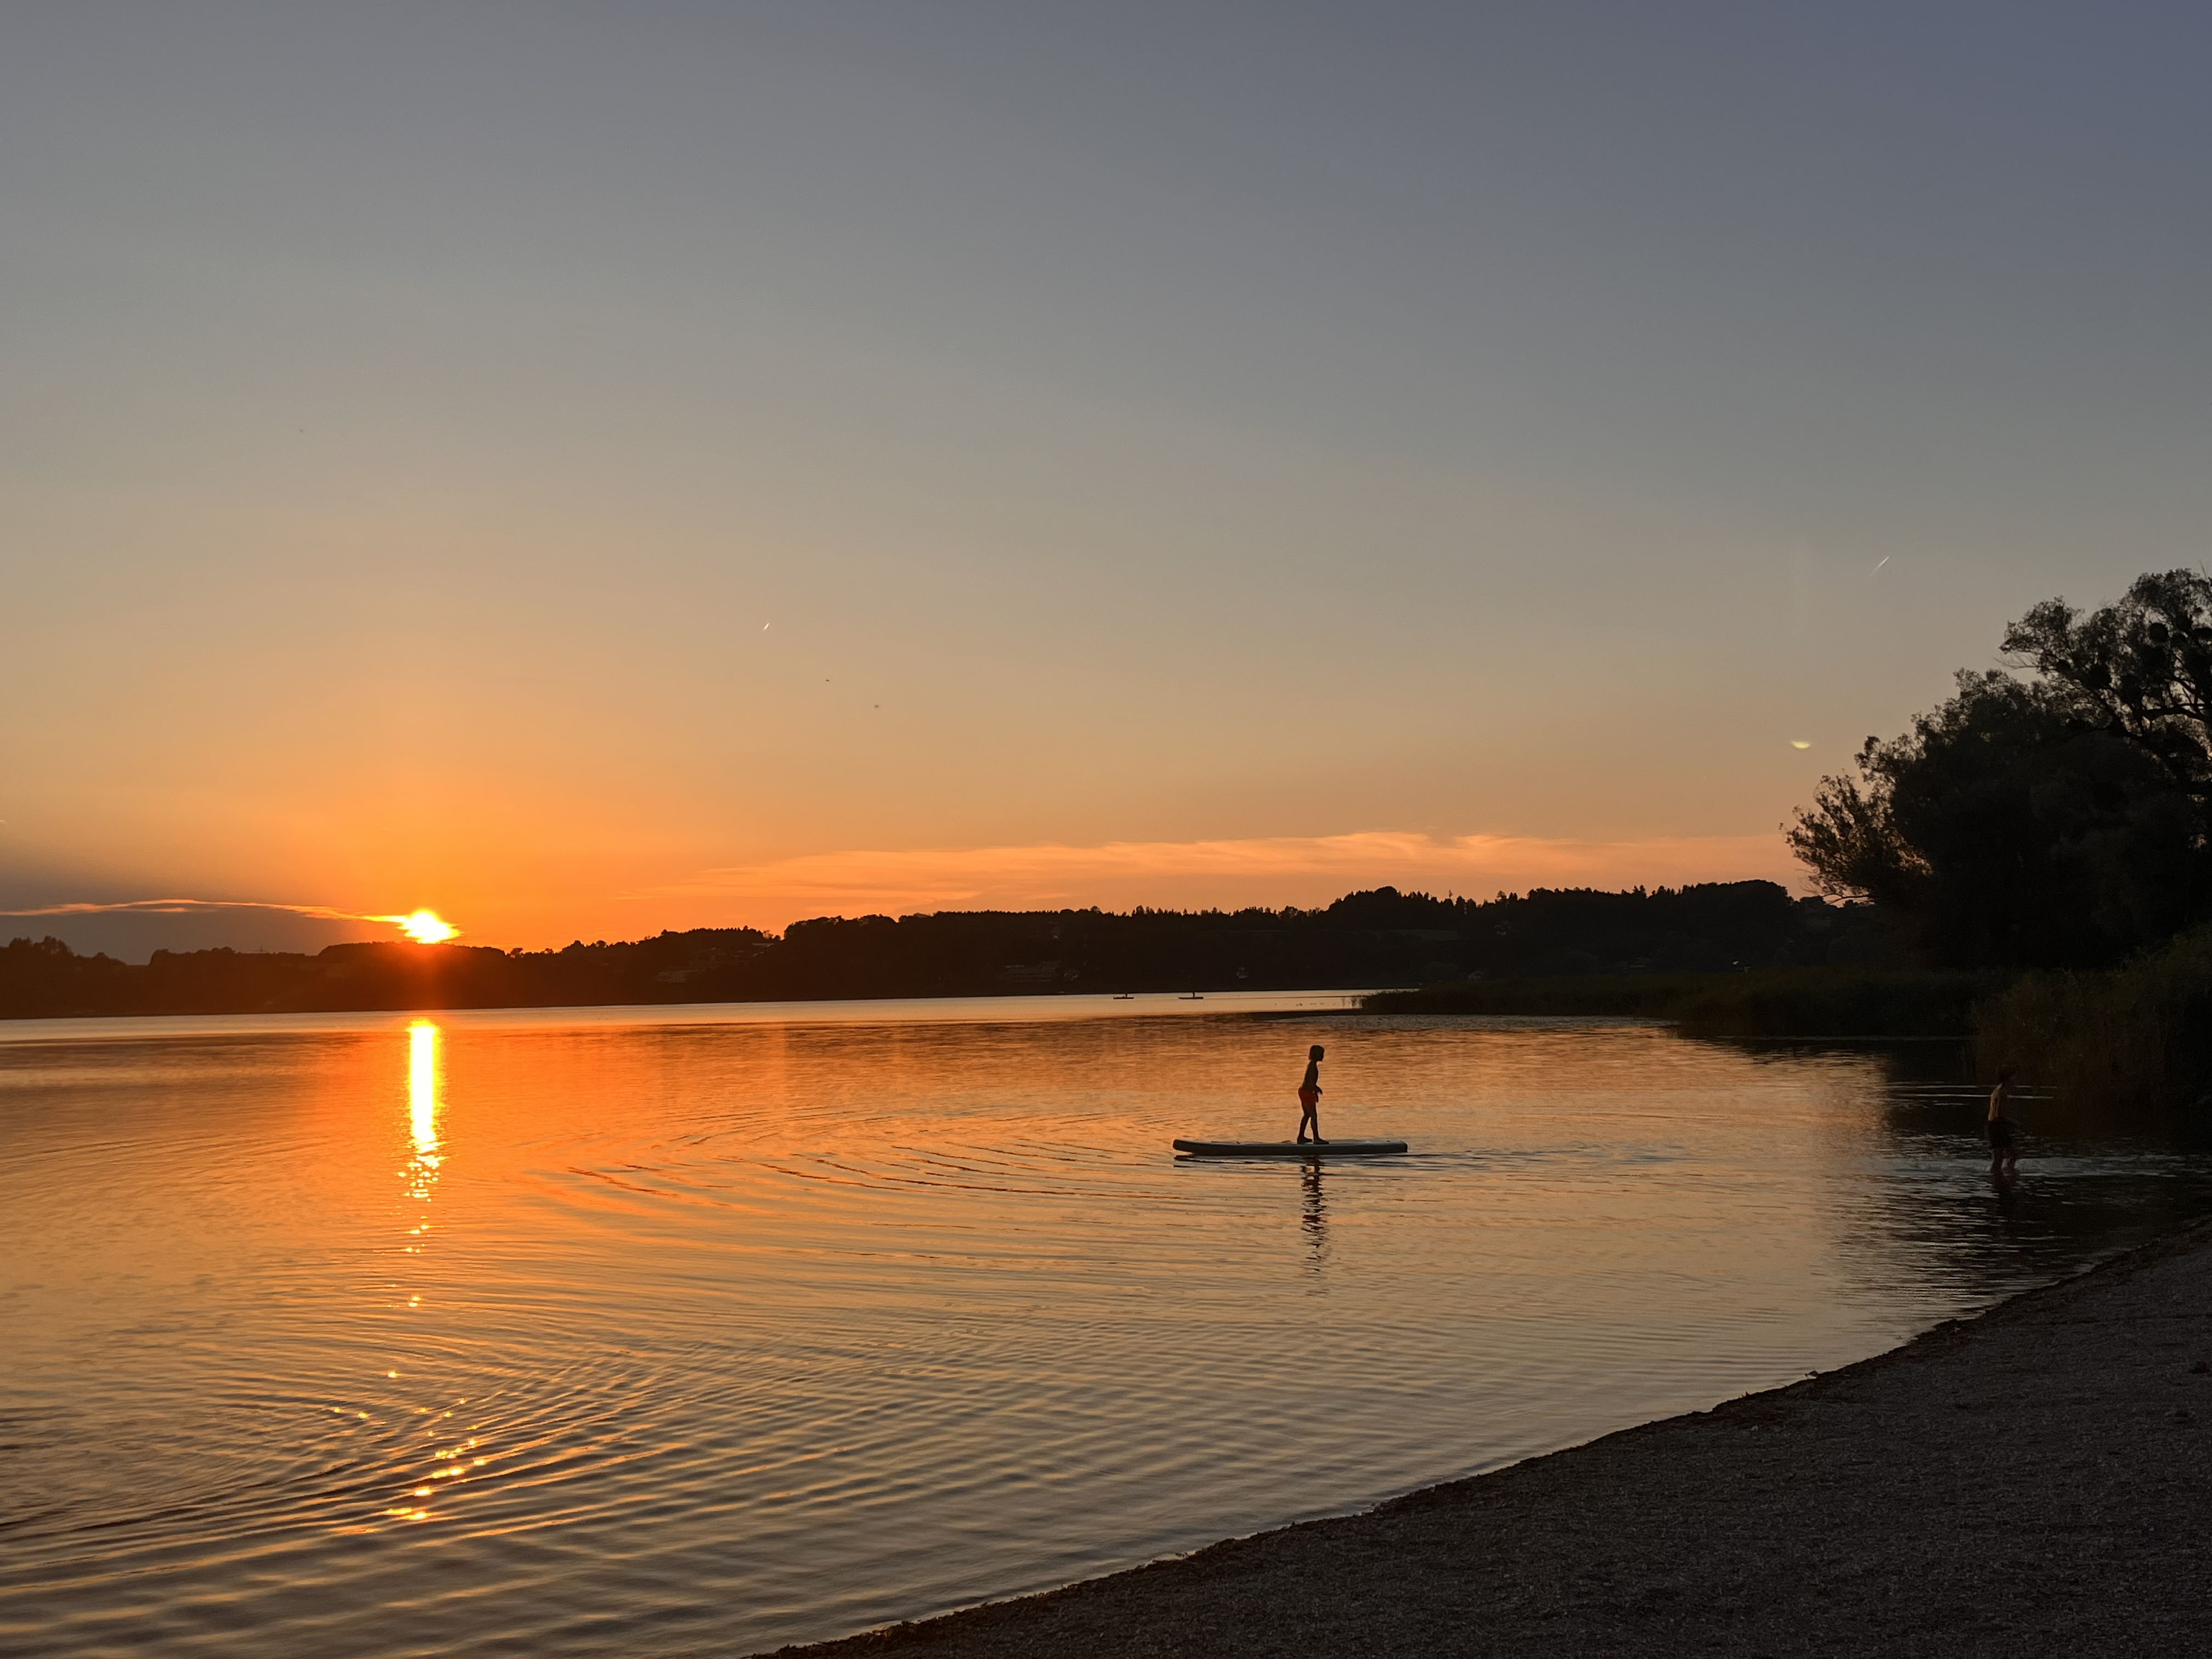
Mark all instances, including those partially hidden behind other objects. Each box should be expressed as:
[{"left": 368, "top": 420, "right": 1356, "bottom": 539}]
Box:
[{"left": 2, "top": 881, "right": 1885, "bottom": 1019}]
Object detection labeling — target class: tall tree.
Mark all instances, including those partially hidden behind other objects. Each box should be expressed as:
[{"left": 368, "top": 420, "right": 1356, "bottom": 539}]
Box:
[
  {"left": 1789, "top": 665, "right": 2210, "bottom": 970},
  {"left": 2002, "top": 568, "right": 2212, "bottom": 812}
]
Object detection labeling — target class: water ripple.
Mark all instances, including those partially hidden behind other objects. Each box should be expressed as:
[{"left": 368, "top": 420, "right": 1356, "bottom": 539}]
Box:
[{"left": 5, "top": 1012, "right": 2210, "bottom": 1657}]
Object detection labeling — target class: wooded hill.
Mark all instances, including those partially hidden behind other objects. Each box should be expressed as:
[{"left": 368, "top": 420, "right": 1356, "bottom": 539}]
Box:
[{"left": 2, "top": 880, "right": 1875, "bottom": 1019}]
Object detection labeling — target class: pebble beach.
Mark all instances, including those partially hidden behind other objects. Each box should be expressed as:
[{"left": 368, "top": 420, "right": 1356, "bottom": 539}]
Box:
[{"left": 774, "top": 1217, "right": 2212, "bottom": 1658}]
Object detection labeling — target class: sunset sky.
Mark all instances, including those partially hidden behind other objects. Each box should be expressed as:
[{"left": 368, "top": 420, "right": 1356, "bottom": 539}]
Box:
[{"left": 6, "top": 4, "right": 2210, "bottom": 957}]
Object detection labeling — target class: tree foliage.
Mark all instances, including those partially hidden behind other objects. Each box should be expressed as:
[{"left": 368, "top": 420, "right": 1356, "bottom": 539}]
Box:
[
  {"left": 2001, "top": 568, "right": 2212, "bottom": 803},
  {"left": 1791, "top": 571, "right": 2212, "bottom": 969}
]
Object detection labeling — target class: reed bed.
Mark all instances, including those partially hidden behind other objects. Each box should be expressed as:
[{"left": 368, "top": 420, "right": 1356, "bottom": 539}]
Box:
[
  {"left": 1364, "top": 966, "right": 2000, "bottom": 1038},
  {"left": 1973, "top": 926, "right": 2212, "bottom": 1113}
]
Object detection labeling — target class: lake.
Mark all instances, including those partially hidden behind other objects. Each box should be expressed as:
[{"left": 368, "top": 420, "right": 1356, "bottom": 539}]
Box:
[{"left": 5, "top": 993, "right": 2209, "bottom": 1657}]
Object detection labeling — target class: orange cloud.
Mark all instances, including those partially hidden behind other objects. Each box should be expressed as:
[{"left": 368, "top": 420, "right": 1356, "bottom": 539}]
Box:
[{"left": 639, "top": 830, "right": 1802, "bottom": 928}]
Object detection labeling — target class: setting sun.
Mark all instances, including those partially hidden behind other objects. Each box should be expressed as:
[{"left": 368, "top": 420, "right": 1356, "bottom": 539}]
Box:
[{"left": 393, "top": 910, "right": 458, "bottom": 945}]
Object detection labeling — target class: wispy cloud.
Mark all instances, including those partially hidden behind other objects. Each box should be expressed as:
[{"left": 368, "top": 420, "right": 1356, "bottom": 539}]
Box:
[
  {"left": 0, "top": 898, "right": 408, "bottom": 963},
  {"left": 641, "top": 830, "right": 1799, "bottom": 924},
  {"left": 0, "top": 897, "right": 376, "bottom": 922}
]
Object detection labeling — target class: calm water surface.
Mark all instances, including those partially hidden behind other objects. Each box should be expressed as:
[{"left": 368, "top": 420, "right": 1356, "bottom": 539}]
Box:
[{"left": 5, "top": 994, "right": 2210, "bottom": 1656}]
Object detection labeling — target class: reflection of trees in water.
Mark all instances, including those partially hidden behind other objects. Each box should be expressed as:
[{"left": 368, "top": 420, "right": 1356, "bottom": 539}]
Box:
[{"left": 1723, "top": 1036, "right": 2212, "bottom": 1307}]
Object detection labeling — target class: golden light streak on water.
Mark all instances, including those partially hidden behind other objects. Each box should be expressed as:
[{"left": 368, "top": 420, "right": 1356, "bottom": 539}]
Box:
[
  {"left": 390, "top": 1019, "right": 449, "bottom": 1523},
  {"left": 408, "top": 1020, "right": 441, "bottom": 1156}
]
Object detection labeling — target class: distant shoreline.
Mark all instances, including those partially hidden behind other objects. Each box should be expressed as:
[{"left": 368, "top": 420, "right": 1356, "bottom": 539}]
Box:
[
  {"left": 766, "top": 1214, "right": 2212, "bottom": 1658},
  {"left": 0, "top": 987, "right": 1381, "bottom": 1040},
  {"left": 1, "top": 960, "right": 1996, "bottom": 1038},
  {"left": 0, "top": 882, "right": 1883, "bottom": 1022},
  {"left": 0, "top": 967, "right": 2001, "bottom": 1043}
]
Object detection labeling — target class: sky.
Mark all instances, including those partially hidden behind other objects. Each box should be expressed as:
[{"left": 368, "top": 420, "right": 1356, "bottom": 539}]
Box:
[{"left": 4, "top": 3, "right": 2209, "bottom": 957}]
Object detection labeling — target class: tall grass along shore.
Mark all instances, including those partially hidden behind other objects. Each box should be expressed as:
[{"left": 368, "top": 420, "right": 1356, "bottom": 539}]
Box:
[
  {"left": 1362, "top": 966, "right": 2002, "bottom": 1039},
  {"left": 1973, "top": 924, "right": 2212, "bottom": 1115}
]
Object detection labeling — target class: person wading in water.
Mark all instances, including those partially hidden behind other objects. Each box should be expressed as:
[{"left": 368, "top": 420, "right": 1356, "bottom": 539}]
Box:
[
  {"left": 1295, "top": 1044, "right": 1327, "bottom": 1144},
  {"left": 1988, "top": 1065, "right": 2020, "bottom": 1173}
]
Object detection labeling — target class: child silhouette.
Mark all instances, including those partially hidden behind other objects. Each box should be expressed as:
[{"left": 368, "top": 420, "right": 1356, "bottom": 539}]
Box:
[{"left": 1295, "top": 1045, "right": 1327, "bottom": 1144}]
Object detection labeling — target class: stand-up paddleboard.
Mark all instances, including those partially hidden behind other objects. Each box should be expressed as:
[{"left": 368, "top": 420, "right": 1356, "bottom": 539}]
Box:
[{"left": 1173, "top": 1138, "right": 1407, "bottom": 1158}]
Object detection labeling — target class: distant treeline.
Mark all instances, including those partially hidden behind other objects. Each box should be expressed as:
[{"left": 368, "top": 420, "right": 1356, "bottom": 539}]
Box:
[{"left": 1, "top": 879, "right": 1876, "bottom": 1019}]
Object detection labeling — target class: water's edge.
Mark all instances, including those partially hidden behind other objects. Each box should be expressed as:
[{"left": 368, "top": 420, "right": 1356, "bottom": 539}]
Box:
[{"left": 766, "top": 1210, "right": 2212, "bottom": 1657}]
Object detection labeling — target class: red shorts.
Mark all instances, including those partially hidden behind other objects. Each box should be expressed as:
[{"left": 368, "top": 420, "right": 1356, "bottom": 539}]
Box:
[{"left": 1297, "top": 1087, "right": 1321, "bottom": 1108}]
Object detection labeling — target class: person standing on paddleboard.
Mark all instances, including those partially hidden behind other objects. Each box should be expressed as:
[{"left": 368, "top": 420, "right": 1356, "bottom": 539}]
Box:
[{"left": 1295, "top": 1045, "right": 1327, "bottom": 1144}]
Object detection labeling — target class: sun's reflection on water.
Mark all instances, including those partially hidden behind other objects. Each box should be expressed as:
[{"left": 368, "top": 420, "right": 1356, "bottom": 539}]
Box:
[
  {"left": 408, "top": 1019, "right": 441, "bottom": 1158},
  {"left": 386, "top": 1019, "right": 449, "bottom": 1523},
  {"left": 404, "top": 1019, "right": 442, "bottom": 1229}
]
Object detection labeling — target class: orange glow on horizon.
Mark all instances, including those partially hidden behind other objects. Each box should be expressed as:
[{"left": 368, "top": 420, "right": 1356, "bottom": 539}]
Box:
[
  {"left": 627, "top": 829, "right": 1807, "bottom": 933},
  {"left": 35, "top": 832, "right": 1802, "bottom": 957}
]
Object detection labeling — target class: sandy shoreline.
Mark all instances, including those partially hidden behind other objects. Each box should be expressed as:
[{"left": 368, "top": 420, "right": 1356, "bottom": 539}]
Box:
[{"left": 768, "top": 1220, "right": 2212, "bottom": 1657}]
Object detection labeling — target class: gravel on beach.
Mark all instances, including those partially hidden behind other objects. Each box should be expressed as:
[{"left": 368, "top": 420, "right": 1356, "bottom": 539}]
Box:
[{"left": 769, "top": 1220, "right": 2212, "bottom": 1658}]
